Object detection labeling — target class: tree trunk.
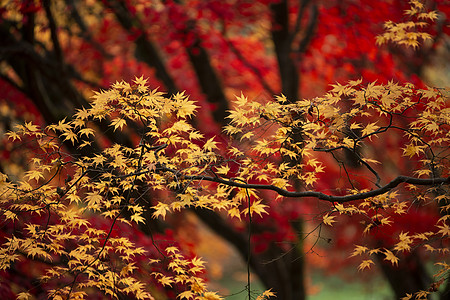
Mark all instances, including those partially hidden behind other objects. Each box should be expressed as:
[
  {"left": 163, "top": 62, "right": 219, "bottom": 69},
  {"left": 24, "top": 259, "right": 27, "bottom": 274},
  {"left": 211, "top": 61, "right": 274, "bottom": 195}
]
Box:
[{"left": 377, "top": 251, "right": 431, "bottom": 299}]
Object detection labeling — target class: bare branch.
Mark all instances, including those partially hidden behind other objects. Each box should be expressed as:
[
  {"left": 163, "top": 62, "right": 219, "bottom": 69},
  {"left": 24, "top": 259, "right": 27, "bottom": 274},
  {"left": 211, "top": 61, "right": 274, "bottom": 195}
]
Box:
[{"left": 154, "top": 164, "right": 450, "bottom": 203}]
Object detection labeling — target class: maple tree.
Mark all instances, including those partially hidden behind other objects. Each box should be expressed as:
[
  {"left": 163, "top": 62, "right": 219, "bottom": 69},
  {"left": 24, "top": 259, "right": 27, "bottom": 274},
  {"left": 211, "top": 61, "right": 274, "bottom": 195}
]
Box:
[{"left": 0, "top": 0, "right": 449, "bottom": 300}]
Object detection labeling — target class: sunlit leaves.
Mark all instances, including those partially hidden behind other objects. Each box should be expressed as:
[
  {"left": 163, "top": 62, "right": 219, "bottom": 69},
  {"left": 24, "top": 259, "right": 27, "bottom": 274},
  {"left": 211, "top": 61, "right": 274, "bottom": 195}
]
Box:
[
  {"left": 23, "top": 121, "right": 40, "bottom": 133},
  {"left": 234, "top": 92, "right": 248, "bottom": 106},
  {"left": 2, "top": 0, "right": 448, "bottom": 296},
  {"left": 16, "top": 292, "right": 33, "bottom": 300},
  {"left": 173, "top": 92, "right": 199, "bottom": 119},
  {"left": 394, "top": 232, "right": 413, "bottom": 252},
  {"left": 129, "top": 205, "right": 146, "bottom": 224},
  {"left": 322, "top": 214, "right": 336, "bottom": 226},
  {"left": 158, "top": 275, "right": 174, "bottom": 287},
  {"left": 358, "top": 260, "right": 374, "bottom": 271},
  {"left": 6, "top": 130, "right": 21, "bottom": 141},
  {"left": 215, "top": 165, "right": 230, "bottom": 175},
  {"left": 152, "top": 202, "right": 171, "bottom": 219},
  {"left": 256, "top": 289, "right": 276, "bottom": 300},
  {"left": 203, "top": 137, "right": 219, "bottom": 151},
  {"left": 247, "top": 200, "right": 269, "bottom": 217},
  {"left": 361, "top": 122, "right": 380, "bottom": 137},
  {"left": 376, "top": 0, "right": 437, "bottom": 48},
  {"left": 383, "top": 249, "right": 399, "bottom": 266},
  {"left": 151, "top": 247, "right": 219, "bottom": 299},
  {"left": 437, "top": 223, "right": 450, "bottom": 237},
  {"left": 111, "top": 117, "right": 127, "bottom": 131},
  {"left": 3, "top": 210, "right": 18, "bottom": 221},
  {"left": 24, "top": 170, "right": 45, "bottom": 182},
  {"left": 350, "top": 245, "right": 369, "bottom": 257},
  {"left": 61, "top": 130, "right": 78, "bottom": 144}
]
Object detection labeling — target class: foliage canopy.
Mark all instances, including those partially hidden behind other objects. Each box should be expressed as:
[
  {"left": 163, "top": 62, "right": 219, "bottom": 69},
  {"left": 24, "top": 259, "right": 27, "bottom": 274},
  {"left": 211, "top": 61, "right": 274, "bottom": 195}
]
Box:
[
  {"left": 0, "top": 0, "right": 449, "bottom": 299},
  {"left": 1, "top": 74, "right": 449, "bottom": 299}
]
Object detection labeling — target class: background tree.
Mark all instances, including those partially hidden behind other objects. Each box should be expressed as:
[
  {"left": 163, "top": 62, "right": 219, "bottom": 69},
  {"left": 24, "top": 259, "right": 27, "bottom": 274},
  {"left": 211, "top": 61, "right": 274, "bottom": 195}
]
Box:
[{"left": 0, "top": 0, "right": 449, "bottom": 299}]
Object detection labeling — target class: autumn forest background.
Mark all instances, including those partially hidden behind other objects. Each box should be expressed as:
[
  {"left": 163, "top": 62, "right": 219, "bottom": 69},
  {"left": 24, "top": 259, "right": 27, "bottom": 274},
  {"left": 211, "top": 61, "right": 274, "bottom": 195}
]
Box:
[{"left": 0, "top": 0, "right": 449, "bottom": 299}]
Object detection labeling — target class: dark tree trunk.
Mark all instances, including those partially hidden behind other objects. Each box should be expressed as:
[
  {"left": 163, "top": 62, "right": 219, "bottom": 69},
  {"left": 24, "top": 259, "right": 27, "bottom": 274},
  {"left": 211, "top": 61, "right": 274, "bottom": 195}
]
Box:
[
  {"left": 270, "top": 0, "right": 299, "bottom": 103},
  {"left": 377, "top": 251, "right": 431, "bottom": 299}
]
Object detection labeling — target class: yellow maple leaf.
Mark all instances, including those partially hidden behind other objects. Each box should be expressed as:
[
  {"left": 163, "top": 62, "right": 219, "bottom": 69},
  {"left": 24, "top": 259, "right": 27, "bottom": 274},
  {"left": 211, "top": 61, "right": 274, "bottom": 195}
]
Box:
[
  {"left": 248, "top": 200, "right": 269, "bottom": 217},
  {"left": 256, "top": 289, "right": 276, "bottom": 300},
  {"left": 120, "top": 263, "right": 137, "bottom": 276},
  {"left": 133, "top": 75, "right": 149, "bottom": 93},
  {"left": 91, "top": 154, "right": 106, "bottom": 167},
  {"left": 199, "top": 291, "right": 223, "bottom": 300},
  {"left": 204, "top": 137, "right": 219, "bottom": 151},
  {"left": 131, "top": 213, "right": 146, "bottom": 224},
  {"left": 227, "top": 207, "right": 241, "bottom": 220},
  {"left": 16, "top": 292, "right": 32, "bottom": 300},
  {"left": 437, "top": 223, "right": 450, "bottom": 237},
  {"left": 400, "top": 293, "right": 413, "bottom": 300},
  {"left": 191, "top": 257, "right": 205, "bottom": 268},
  {"left": 164, "top": 120, "right": 192, "bottom": 135},
  {"left": 256, "top": 173, "right": 269, "bottom": 182},
  {"left": 271, "top": 177, "right": 289, "bottom": 188},
  {"left": 74, "top": 107, "right": 91, "bottom": 120},
  {"left": 4, "top": 211, "right": 18, "bottom": 221},
  {"left": 85, "top": 192, "right": 103, "bottom": 208},
  {"left": 383, "top": 249, "right": 399, "bottom": 266},
  {"left": 178, "top": 290, "right": 194, "bottom": 299},
  {"left": 173, "top": 92, "right": 198, "bottom": 119},
  {"left": 189, "top": 130, "right": 204, "bottom": 140},
  {"left": 361, "top": 122, "right": 379, "bottom": 137},
  {"left": 165, "top": 246, "right": 179, "bottom": 255},
  {"left": 24, "top": 121, "right": 40, "bottom": 132},
  {"left": 303, "top": 172, "right": 318, "bottom": 186},
  {"left": 414, "top": 290, "right": 430, "bottom": 299},
  {"left": 215, "top": 165, "right": 230, "bottom": 175},
  {"left": 322, "top": 214, "right": 336, "bottom": 226},
  {"left": 152, "top": 202, "right": 171, "bottom": 220},
  {"left": 6, "top": 131, "right": 21, "bottom": 141},
  {"left": 240, "top": 131, "right": 254, "bottom": 141},
  {"left": 25, "top": 170, "right": 45, "bottom": 182},
  {"left": 358, "top": 260, "right": 374, "bottom": 271},
  {"left": 234, "top": 92, "right": 248, "bottom": 107},
  {"left": 111, "top": 118, "right": 127, "bottom": 131},
  {"left": 361, "top": 158, "right": 381, "bottom": 165},
  {"left": 394, "top": 232, "right": 412, "bottom": 252},
  {"left": 349, "top": 122, "right": 362, "bottom": 130},
  {"left": 350, "top": 245, "right": 368, "bottom": 257},
  {"left": 402, "top": 144, "right": 425, "bottom": 158},
  {"left": 61, "top": 130, "right": 78, "bottom": 144},
  {"left": 158, "top": 275, "right": 174, "bottom": 287},
  {"left": 368, "top": 248, "right": 381, "bottom": 255}
]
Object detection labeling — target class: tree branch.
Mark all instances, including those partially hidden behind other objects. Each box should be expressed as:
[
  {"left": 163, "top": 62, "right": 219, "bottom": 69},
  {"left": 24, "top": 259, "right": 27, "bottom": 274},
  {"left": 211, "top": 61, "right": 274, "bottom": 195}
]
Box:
[{"left": 154, "top": 164, "right": 450, "bottom": 203}]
